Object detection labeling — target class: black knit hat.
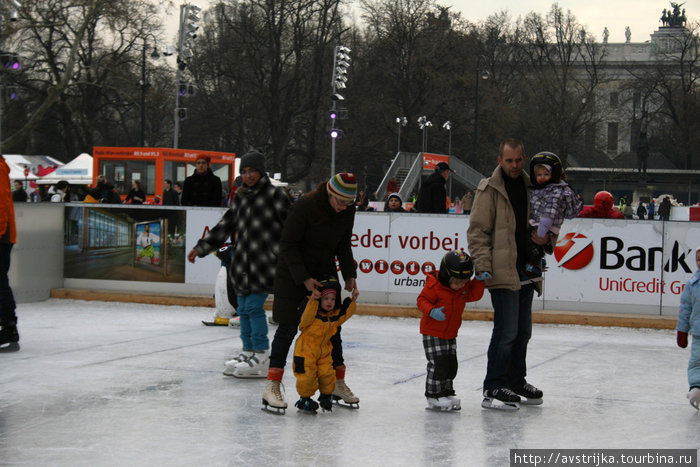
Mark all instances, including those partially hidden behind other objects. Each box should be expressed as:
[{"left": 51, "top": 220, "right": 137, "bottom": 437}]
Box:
[{"left": 239, "top": 151, "right": 266, "bottom": 175}]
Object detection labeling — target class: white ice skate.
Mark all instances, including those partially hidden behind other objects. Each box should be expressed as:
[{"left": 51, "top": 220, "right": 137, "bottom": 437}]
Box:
[
  {"left": 262, "top": 380, "right": 287, "bottom": 415},
  {"left": 447, "top": 395, "right": 461, "bottom": 410},
  {"left": 222, "top": 350, "right": 254, "bottom": 376},
  {"left": 332, "top": 379, "right": 360, "bottom": 409},
  {"left": 231, "top": 350, "right": 269, "bottom": 378},
  {"left": 688, "top": 387, "right": 700, "bottom": 410},
  {"left": 426, "top": 397, "right": 455, "bottom": 412},
  {"left": 481, "top": 388, "right": 520, "bottom": 411},
  {"left": 227, "top": 316, "right": 240, "bottom": 328}
]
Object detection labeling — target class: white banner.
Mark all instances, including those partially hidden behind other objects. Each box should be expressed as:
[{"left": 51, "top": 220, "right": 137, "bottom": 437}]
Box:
[
  {"left": 185, "top": 208, "right": 228, "bottom": 284},
  {"left": 183, "top": 209, "right": 699, "bottom": 312}
]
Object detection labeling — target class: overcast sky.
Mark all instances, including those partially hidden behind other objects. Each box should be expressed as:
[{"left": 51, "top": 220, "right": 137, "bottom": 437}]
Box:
[{"left": 164, "top": 0, "right": 694, "bottom": 46}]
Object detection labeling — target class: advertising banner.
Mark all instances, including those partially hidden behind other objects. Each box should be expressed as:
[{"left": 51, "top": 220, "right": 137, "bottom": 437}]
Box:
[{"left": 185, "top": 208, "right": 228, "bottom": 284}]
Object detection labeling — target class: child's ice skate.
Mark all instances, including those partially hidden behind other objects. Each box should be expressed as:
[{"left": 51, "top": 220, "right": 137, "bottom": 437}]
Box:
[
  {"left": 295, "top": 397, "right": 319, "bottom": 414},
  {"left": 426, "top": 397, "right": 455, "bottom": 412},
  {"left": 481, "top": 388, "right": 520, "bottom": 411},
  {"left": 318, "top": 394, "right": 333, "bottom": 412}
]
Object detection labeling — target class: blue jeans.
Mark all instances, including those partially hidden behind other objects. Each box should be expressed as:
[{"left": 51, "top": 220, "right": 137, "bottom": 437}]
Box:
[
  {"left": 483, "top": 284, "right": 535, "bottom": 390},
  {"left": 236, "top": 293, "right": 269, "bottom": 351},
  {"left": 689, "top": 335, "right": 700, "bottom": 389},
  {"left": 0, "top": 243, "right": 16, "bottom": 325}
]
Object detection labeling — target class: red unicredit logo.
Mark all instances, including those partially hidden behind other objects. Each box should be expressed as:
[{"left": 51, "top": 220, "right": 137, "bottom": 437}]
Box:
[{"left": 554, "top": 232, "right": 594, "bottom": 270}]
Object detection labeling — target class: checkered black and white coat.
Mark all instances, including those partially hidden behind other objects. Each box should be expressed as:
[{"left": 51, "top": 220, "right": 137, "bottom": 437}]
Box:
[{"left": 194, "top": 176, "right": 291, "bottom": 296}]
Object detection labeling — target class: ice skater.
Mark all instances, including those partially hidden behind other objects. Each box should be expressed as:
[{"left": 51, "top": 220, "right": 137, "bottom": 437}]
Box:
[
  {"left": 0, "top": 155, "right": 18, "bottom": 352},
  {"left": 262, "top": 173, "right": 359, "bottom": 414},
  {"left": 188, "top": 151, "right": 291, "bottom": 377},
  {"left": 417, "top": 250, "right": 485, "bottom": 411},
  {"left": 676, "top": 245, "right": 700, "bottom": 410},
  {"left": 292, "top": 278, "right": 357, "bottom": 414},
  {"left": 523, "top": 152, "right": 581, "bottom": 280},
  {"left": 467, "top": 138, "right": 552, "bottom": 410}
]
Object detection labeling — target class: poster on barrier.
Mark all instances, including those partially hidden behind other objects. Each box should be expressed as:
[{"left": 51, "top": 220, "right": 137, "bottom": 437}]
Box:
[
  {"left": 184, "top": 208, "right": 228, "bottom": 285},
  {"left": 64, "top": 206, "right": 186, "bottom": 283}
]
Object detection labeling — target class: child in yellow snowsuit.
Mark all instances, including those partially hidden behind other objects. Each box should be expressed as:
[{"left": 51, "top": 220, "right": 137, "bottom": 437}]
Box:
[{"left": 293, "top": 277, "right": 358, "bottom": 413}]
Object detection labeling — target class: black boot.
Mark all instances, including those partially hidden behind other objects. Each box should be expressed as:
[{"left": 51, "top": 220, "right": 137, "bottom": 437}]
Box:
[
  {"left": 318, "top": 394, "right": 333, "bottom": 412},
  {"left": 0, "top": 320, "right": 19, "bottom": 352}
]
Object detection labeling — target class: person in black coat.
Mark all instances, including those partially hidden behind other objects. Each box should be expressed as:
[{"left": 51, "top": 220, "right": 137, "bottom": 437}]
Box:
[
  {"left": 262, "top": 173, "right": 360, "bottom": 413},
  {"left": 181, "top": 156, "right": 222, "bottom": 207},
  {"left": 161, "top": 179, "right": 180, "bottom": 206},
  {"left": 415, "top": 162, "right": 451, "bottom": 213},
  {"left": 124, "top": 180, "right": 145, "bottom": 205},
  {"left": 12, "top": 181, "right": 27, "bottom": 203}
]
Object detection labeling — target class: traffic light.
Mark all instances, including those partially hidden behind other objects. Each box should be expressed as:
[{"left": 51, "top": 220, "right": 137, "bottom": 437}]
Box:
[
  {"left": 0, "top": 51, "right": 20, "bottom": 71},
  {"left": 329, "top": 108, "right": 348, "bottom": 120},
  {"left": 179, "top": 82, "right": 196, "bottom": 97}
]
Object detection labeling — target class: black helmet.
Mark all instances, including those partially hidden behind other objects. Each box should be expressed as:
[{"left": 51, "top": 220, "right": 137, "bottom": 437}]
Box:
[
  {"left": 438, "top": 250, "right": 474, "bottom": 286},
  {"left": 529, "top": 151, "right": 562, "bottom": 187}
]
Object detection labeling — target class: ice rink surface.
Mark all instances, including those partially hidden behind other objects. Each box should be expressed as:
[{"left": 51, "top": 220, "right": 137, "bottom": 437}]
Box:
[{"left": 1, "top": 299, "right": 698, "bottom": 466}]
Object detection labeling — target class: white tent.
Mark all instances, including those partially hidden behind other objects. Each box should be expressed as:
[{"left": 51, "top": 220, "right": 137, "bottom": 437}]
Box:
[
  {"left": 37, "top": 153, "right": 93, "bottom": 185},
  {"left": 6, "top": 160, "right": 38, "bottom": 181}
]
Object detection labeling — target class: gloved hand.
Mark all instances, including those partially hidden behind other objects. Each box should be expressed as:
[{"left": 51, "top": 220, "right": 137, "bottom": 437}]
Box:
[
  {"left": 677, "top": 331, "right": 688, "bottom": 348},
  {"left": 475, "top": 271, "right": 492, "bottom": 281},
  {"left": 429, "top": 307, "right": 445, "bottom": 321}
]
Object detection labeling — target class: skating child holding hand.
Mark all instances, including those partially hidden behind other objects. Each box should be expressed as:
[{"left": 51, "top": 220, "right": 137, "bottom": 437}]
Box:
[
  {"left": 417, "top": 250, "right": 485, "bottom": 411},
  {"left": 293, "top": 277, "right": 358, "bottom": 413},
  {"left": 677, "top": 245, "right": 700, "bottom": 410}
]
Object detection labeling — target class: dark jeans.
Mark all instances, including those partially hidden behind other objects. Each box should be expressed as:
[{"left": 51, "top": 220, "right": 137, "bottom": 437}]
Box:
[
  {"left": 483, "top": 284, "right": 535, "bottom": 391},
  {"left": 0, "top": 243, "right": 16, "bottom": 324},
  {"left": 269, "top": 323, "right": 344, "bottom": 370}
]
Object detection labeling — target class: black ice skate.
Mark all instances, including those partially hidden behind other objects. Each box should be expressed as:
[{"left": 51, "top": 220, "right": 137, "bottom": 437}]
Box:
[
  {"left": 481, "top": 388, "right": 520, "bottom": 411},
  {"left": 512, "top": 383, "right": 543, "bottom": 405},
  {"left": 0, "top": 322, "right": 20, "bottom": 353},
  {"left": 295, "top": 397, "right": 319, "bottom": 414},
  {"left": 318, "top": 394, "right": 333, "bottom": 412}
]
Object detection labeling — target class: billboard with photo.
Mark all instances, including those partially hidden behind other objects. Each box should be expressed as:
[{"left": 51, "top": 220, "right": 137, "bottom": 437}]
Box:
[{"left": 64, "top": 206, "right": 186, "bottom": 283}]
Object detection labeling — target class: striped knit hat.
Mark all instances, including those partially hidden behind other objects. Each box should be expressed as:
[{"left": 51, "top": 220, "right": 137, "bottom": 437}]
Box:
[{"left": 327, "top": 173, "right": 357, "bottom": 202}]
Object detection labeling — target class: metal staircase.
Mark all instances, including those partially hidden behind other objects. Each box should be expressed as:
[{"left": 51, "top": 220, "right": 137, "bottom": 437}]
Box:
[{"left": 376, "top": 152, "right": 485, "bottom": 202}]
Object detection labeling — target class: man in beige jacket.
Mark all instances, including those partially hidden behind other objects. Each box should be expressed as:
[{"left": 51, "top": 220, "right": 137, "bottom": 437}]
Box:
[{"left": 467, "top": 138, "right": 551, "bottom": 410}]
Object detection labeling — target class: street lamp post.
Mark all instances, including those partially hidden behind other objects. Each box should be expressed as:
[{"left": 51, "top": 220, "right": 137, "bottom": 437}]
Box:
[
  {"left": 396, "top": 117, "right": 407, "bottom": 153},
  {"left": 417, "top": 116, "right": 432, "bottom": 153},
  {"left": 442, "top": 121, "right": 452, "bottom": 156},
  {"left": 472, "top": 55, "right": 490, "bottom": 167},
  {"left": 139, "top": 38, "right": 163, "bottom": 147}
]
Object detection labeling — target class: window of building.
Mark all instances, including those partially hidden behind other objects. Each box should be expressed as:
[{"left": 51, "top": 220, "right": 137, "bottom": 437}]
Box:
[
  {"left": 609, "top": 92, "right": 619, "bottom": 108},
  {"left": 99, "top": 160, "right": 156, "bottom": 196},
  {"left": 607, "top": 122, "right": 619, "bottom": 151}
]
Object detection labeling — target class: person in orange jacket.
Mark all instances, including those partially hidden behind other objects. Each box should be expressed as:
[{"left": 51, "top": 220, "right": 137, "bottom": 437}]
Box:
[
  {"left": 292, "top": 277, "right": 358, "bottom": 413},
  {"left": 417, "top": 250, "right": 485, "bottom": 411},
  {"left": 0, "top": 156, "right": 19, "bottom": 352}
]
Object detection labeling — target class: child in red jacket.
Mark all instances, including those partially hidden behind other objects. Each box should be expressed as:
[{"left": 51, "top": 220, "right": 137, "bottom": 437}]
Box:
[{"left": 417, "top": 250, "right": 485, "bottom": 411}]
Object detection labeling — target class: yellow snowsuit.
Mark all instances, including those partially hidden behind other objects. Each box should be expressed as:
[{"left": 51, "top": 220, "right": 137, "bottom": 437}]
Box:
[{"left": 293, "top": 297, "right": 355, "bottom": 398}]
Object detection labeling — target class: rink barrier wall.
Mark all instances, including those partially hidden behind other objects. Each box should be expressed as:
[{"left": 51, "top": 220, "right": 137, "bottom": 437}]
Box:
[
  {"left": 11, "top": 203, "right": 697, "bottom": 328},
  {"left": 49, "top": 288, "right": 677, "bottom": 330}
]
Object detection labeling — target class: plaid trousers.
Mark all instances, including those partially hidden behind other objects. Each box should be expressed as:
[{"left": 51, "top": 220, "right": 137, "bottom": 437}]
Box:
[{"left": 422, "top": 334, "right": 458, "bottom": 398}]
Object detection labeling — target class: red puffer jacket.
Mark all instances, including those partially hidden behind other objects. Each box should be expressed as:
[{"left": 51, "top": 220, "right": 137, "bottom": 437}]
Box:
[{"left": 417, "top": 272, "right": 485, "bottom": 340}]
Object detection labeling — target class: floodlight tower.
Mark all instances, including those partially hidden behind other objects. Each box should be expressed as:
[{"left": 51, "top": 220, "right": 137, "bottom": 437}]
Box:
[
  {"left": 330, "top": 45, "right": 350, "bottom": 176},
  {"left": 173, "top": 3, "right": 201, "bottom": 148}
]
